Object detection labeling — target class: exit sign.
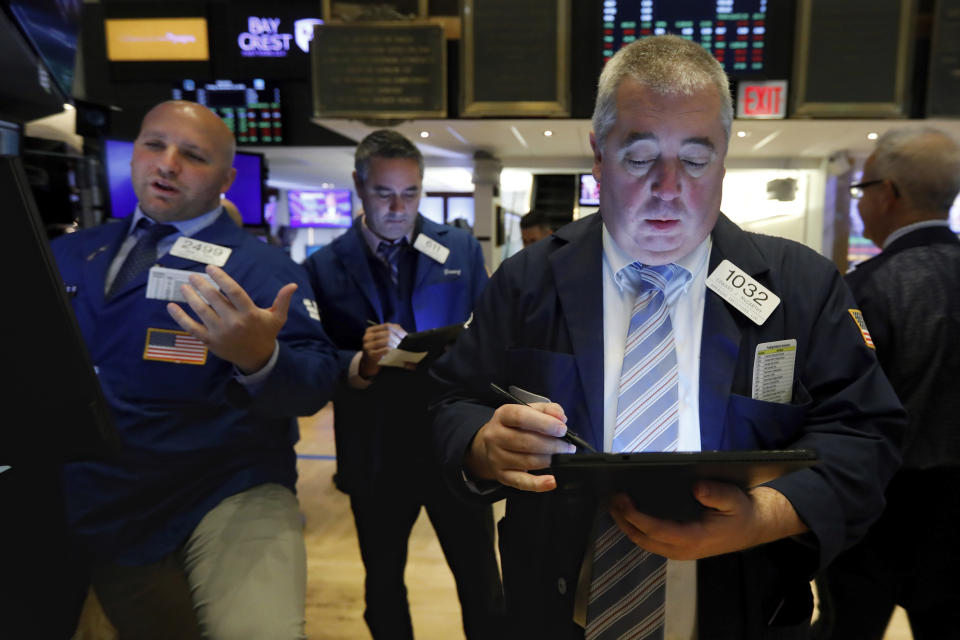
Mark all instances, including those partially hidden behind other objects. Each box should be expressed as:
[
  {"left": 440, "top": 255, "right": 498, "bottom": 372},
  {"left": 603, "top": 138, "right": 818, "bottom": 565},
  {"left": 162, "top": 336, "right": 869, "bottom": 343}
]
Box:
[{"left": 737, "top": 81, "right": 788, "bottom": 119}]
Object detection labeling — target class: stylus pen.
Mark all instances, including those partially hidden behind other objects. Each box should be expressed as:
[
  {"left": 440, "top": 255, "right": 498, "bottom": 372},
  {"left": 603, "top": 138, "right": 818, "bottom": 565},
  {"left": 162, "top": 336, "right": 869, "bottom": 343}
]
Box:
[{"left": 488, "top": 383, "right": 597, "bottom": 453}]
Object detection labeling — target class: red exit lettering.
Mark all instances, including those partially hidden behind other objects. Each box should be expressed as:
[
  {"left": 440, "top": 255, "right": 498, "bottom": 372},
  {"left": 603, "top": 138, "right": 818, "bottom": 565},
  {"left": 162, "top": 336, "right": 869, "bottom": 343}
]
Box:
[{"left": 743, "top": 85, "right": 783, "bottom": 116}]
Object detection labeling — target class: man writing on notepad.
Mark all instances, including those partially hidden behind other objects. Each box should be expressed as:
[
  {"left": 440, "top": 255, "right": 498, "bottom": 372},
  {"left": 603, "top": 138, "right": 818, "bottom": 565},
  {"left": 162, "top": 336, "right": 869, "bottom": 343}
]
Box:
[
  {"left": 430, "top": 36, "right": 903, "bottom": 639},
  {"left": 304, "top": 129, "right": 503, "bottom": 639}
]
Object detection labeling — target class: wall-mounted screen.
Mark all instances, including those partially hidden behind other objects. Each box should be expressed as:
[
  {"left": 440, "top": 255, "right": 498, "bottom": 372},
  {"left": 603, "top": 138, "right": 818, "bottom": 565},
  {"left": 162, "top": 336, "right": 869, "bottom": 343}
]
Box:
[
  {"left": 105, "top": 17, "right": 209, "bottom": 61},
  {"left": 602, "top": 0, "right": 769, "bottom": 75},
  {"left": 287, "top": 189, "right": 353, "bottom": 228},
  {"left": 8, "top": 0, "right": 82, "bottom": 97},
  {"left": 579, "top": 173, "right": 599, "bottom": 206},
  {"left": 173, "top": 78, "right": 283, "bottom": 144},
  {"left": 104, "top": 139, "right": 265, "bottom": 225}
]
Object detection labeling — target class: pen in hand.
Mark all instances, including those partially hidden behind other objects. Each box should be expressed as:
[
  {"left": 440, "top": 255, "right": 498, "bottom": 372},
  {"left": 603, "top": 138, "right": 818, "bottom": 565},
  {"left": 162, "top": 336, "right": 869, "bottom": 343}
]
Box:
[{"left": 488, "top": 383, "right": 597, "bottom": 453}]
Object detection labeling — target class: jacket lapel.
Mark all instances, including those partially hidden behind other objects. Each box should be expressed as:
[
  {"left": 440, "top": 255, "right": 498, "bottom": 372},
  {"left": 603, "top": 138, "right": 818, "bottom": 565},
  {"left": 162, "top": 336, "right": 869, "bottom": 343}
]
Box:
[
  {"left": 412, "top": 217, "right": 447, "bottom": 290},
  {"left": 156, "top": 212, "right": 245, "bottom": 272},
  {"left": 334, "top": 218, "right": 384, "bottom": 322},
  {"left": 698, "top": 214, "right": 768, "bottom": 451},
  {"left": 82, "top": 220, "right": 132, "bottom": 303},
  {"left": 550, "top": 214, "right": 605, "bottom": 448}
]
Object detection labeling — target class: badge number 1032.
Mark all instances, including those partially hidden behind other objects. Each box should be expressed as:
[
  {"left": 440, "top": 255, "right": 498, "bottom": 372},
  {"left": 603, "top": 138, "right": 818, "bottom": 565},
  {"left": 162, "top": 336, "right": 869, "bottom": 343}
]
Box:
[{"left": 705, "top": 259, "right": 781, "bottom": 326}]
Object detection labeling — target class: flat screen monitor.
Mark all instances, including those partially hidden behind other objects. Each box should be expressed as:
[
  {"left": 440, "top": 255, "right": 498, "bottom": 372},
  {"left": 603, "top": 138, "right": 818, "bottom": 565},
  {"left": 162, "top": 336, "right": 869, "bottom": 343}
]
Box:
[
  {"left": 104, "top": 17, "right": 210, "bottom": 61},
  {"left": 103, "top": 139, "right": 265, "bottom": 225},
  {"left": 1, "top": 153, "right": 118, "bottom": 463},
  {"left": 0, "top": 7, "right": 68, "bottom": 122},
  {"left": 7, "top": 0, "right": 82, "bottom": 97},
  {"left": 287, "top": 188, "right": 352, "bottom": 228},
  {"left": 579, "top": 173, "right": 599, "bottom": 206},
  {"left": 173, "top": 78, "right": 283, "bottom": 144},
  {"left": 601, "top": 0, "right": 770, "bottom": 76}
]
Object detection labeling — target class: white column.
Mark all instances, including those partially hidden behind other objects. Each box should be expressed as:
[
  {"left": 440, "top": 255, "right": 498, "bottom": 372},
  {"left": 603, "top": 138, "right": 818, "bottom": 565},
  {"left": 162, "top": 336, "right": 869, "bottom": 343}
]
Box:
[{"left": 472, "top": 151, "right": 502, "bottom": 272}]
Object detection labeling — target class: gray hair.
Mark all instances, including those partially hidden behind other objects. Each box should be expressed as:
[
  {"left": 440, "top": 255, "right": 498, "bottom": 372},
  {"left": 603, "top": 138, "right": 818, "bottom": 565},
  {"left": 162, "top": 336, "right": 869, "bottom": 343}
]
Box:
[
  {"left": 591, "top": 35, "right": 734, "bottom": 150},
  {"left": 354, "top": 129, "right": 424, "bottom": 184},
  {"left": 870, "top": 127, "right": 960, "bottom": 214}
]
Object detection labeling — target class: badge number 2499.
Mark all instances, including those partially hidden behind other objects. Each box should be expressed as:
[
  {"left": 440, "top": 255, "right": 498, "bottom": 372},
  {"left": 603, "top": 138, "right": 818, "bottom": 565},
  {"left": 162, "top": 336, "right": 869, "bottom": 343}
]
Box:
[
  {"left": 170, "top": 237, "right": 232, "bottom": 267},
  {"left": 705, "top": 259, "right": 780, "bottom": 326}
]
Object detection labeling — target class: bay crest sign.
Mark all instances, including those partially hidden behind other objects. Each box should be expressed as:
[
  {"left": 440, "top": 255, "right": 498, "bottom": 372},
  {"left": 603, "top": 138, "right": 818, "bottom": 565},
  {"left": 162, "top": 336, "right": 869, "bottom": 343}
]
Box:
[{"left": 237, "top": 16, "right": 323, "bottom": 57}]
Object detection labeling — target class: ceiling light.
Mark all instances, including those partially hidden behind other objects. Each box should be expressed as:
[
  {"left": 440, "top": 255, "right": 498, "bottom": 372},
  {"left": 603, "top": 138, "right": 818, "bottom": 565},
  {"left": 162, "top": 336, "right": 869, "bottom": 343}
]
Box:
[
  {"left": 63, "top": 103, "right": 75, "bottom": 111},
  {"left": 543, "top": 130, "right": 553, "bottom": 137},
  {"left": 736, "top": 130, "right": 747, "bottom": 138},
  {"left": 419, "top": 131, "right": 429, "bottom": 138},
  {"left": 867, "top": 132, "right": 879, "bottom": 141}
]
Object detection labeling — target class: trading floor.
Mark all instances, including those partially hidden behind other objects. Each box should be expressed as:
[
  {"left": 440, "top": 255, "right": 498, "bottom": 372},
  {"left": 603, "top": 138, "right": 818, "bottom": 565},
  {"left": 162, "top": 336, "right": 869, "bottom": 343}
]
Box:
[{"left": 70, "top": 403, "right": 916, "bottom": 640}]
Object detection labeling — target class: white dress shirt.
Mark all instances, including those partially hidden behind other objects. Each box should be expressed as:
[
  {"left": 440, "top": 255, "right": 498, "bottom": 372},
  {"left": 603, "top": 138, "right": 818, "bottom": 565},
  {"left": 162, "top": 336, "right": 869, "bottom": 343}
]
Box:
[
  {"left": 601, "top": 223, "right": 712, "bottom": 640},
  {"left": 882, "top": 219, "right": 951, "bottom": 249}
]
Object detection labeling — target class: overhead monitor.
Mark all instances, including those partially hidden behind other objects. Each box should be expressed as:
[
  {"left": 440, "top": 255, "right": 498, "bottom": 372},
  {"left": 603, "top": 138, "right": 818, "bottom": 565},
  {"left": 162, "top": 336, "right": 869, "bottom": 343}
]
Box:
[
  {"left": 601, "top": 0, "right": 770, "bottom": 75},
  {"left": 103, "top": 139, "right": 265, "bottom": 225},
  {"left": 104, "top": 17, "right": 209, "bottom": 61},
  {"left": 7, "top": 0, "right": 82, "bottom": 97},
  {"left": 0, "top": 7, "right": 68, "bottom": 122},
  {"left": 173, "top": 79, "right": 283, "bottom": 145},
  {"left": 286, "top": 188, "right": 353, "bottom": 228}
]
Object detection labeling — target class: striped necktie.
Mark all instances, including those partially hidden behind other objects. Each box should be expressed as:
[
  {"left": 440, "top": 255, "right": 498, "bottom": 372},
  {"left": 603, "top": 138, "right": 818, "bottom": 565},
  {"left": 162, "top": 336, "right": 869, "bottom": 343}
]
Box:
[
  {"left": 376, "top": 238, "right": 406, "bottom": 285},
  {"left": 107, "top": 219, "right": 177, "bottom": 299},
  {"left": 585, "top": 262, "right": 689, "bottom": 640}
]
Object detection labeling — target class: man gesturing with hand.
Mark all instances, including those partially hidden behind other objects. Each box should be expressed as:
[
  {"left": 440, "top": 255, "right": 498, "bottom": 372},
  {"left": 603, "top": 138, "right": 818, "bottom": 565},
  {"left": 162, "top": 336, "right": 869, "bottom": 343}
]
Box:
[{"left": 52, "top": 100, "right": 339, "bottom": 640}]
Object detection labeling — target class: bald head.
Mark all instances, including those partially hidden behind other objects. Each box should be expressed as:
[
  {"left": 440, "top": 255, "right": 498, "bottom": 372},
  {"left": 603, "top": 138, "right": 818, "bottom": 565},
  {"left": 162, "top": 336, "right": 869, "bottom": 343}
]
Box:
[
  {"left": 142, "top": 100, "right": 237, "bottom": 165},
  {"left": 131, "top": 100, "right": 238, "bottom": 222}
]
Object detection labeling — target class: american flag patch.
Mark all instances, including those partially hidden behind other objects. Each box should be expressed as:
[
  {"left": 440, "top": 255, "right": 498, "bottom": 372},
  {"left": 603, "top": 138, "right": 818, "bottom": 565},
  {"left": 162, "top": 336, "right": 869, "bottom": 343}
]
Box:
[
  {"left": 143, "top": 328, "right": 208, "bottom": 365},
  {"left": 848, "top": 309, "right": 875, "bottom": 349}
]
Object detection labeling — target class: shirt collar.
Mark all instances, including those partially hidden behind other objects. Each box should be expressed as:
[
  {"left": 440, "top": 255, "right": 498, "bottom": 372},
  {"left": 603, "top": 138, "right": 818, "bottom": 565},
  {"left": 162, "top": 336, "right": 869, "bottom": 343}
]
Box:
[
  {"left": 360, "top": 213, "right": 416, "bottom": 256},
  {"left": 602, "top": 223, "right": 711, "bottom": 299},
  {"left": 883, "top": 219, "right": 951, "bottom": 249},
  {"left": 129, "top": 204, "right": 224, "bottom": 238}
]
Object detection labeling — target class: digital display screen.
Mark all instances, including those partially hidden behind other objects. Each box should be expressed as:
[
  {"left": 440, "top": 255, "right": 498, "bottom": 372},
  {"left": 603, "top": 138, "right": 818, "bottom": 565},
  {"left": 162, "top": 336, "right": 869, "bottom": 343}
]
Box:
[
  {"left": 105, "top": 17, "right": 209, "bottom": 61},
  {"left": 8, "top": 0, "right": 82, "bottom": 96},
  {"left": 579, "top": 173, "right": 599, "bottom": 206},
  {"left": 104, "top": 139, "right": 264, "bottom": 225},
  {"left": 173, "top": 79, "right": 282, "bottom": 144},
  {"left": 287, "top": 189, "right": 353, "bottom": 228},
  {"left": 602, "top": 0, "right": 768, "bottom": 75}
]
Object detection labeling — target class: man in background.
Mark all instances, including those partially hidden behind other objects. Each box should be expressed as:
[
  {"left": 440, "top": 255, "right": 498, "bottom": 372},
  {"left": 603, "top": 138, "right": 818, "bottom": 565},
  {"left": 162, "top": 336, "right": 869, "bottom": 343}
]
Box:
[
  {"left": 304, "top": 130, "right": 503, "bottom": 639},
  {"left": 430, "top": 35, "right": 902, "bottom": 639},
  {"left": 520, "top": 209, "right": 553, "bottom": 247},
  {"left": 813, "top": 127, "right": 960, "bottom": 639},
  {"left": 52, "top": 100, "right": 340, "bottom": 639}
]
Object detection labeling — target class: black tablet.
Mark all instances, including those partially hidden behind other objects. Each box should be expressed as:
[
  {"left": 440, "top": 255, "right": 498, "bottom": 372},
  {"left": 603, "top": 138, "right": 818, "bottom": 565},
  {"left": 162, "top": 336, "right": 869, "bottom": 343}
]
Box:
[
  {"left": 549, "top": 449, "right": 818, "bottom": 522},
  {"left": 396, "top": 322, "right": 465, "bottom": 365}
]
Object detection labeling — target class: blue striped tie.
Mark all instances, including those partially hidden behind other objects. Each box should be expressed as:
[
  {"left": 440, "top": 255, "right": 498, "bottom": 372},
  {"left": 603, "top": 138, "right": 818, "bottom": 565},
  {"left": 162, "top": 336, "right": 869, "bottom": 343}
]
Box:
[{"left": 585, "top": 262, "right": 689, "bottom": 640}]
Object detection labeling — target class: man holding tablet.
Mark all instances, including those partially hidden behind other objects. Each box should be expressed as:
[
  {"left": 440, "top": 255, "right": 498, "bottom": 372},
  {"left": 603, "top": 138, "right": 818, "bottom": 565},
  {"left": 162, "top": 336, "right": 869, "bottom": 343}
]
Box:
[{"left": 430, "top": 36, "right": 903, "bottom": 640}]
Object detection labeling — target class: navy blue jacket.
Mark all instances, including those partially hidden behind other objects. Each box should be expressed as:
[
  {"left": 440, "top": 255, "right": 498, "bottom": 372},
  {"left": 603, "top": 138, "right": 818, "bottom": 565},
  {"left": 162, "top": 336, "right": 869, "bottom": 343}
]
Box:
[
  {"left": 430, "top": 213, "right": 903, "bottom": 639},
  {"left": 844, "top": 225, "right": 960, "bottom": 469},
  {"left": 304, "top": 215, "right": 487, "bottom": 494},
  {"left": 52, "top": 211, "right": 339, "bottom": 564}
]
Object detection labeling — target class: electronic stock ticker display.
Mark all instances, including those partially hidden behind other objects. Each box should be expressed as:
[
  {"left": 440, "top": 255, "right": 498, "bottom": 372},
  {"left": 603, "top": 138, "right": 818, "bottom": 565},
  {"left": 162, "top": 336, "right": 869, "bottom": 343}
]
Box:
[
  {"left": 602, "top": 0, "right": 769, "bottom": 74},
  {"left": 173, "top": 78, "right": 283, "bottom": 144}
]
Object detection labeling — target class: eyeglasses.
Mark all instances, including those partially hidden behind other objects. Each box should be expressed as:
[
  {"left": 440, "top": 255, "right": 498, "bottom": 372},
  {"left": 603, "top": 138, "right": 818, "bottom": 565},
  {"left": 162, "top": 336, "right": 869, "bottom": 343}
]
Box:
[{"left": 850, "top": 179, "right": 899, "bottom": 199}]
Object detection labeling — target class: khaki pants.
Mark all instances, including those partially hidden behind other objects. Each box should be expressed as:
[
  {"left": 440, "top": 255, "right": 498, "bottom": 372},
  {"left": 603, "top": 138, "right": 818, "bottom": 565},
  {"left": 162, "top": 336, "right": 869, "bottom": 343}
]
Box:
[{"left": 92, "top": 483, "right": 307, "bottom": 640}]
